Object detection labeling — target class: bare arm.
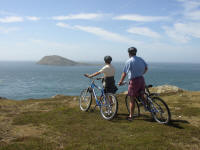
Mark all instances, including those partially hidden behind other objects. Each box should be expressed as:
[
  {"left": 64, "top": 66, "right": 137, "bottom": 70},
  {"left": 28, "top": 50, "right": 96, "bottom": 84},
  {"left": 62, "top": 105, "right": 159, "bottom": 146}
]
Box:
[
  {"left": 118, "top": 72, "right": 127, "bottom": 86},
  {"left": 84, "top": 72, "right": 101, "bottom": 78}
]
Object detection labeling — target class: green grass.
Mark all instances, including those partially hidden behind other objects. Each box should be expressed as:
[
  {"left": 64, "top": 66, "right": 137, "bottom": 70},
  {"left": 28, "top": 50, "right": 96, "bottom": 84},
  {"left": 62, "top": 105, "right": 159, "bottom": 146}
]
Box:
[{"left": 0, "top": 92, "right": 200, "bottom": 150}]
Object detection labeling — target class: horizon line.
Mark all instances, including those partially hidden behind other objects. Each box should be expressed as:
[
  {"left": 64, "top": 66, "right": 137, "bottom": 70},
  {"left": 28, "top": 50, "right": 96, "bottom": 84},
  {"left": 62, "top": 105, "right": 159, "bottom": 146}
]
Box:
[{"left": 0, "top": 60, "right": 200, "bottom": 64}]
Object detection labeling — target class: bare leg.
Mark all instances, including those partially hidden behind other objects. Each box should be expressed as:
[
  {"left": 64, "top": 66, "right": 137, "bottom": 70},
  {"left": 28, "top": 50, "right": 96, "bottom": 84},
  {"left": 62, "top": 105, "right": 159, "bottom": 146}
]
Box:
[{"left": 129, "top": 96, "right": 136, "bottom": 118}]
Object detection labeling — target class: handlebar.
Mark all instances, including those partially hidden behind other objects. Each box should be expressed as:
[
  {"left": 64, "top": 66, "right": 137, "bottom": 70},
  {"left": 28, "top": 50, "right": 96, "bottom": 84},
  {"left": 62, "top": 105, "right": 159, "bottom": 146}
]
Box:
[
  {"left": 118, "top": 81, "right": 128, "bottom": 86},
  {"left": 84, "top": 74, "right": 103, "bottom": 81},
  {"left": 119, "top": 81, "right": 153, "bottom": 89}
]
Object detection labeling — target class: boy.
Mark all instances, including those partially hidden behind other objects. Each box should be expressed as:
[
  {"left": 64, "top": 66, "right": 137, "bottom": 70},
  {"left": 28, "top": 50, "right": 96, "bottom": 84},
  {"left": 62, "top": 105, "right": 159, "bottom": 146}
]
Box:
[{"left": 84, "top": 56, "right": 118, "bottom": 94}]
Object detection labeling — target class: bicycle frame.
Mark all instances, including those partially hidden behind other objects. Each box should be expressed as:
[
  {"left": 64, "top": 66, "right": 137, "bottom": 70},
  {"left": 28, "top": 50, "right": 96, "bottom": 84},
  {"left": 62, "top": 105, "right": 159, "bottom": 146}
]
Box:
[
  {"left": 89, "top": 79, "right": 107, "bottom": 107},
  {"left": 136, "top": 92, "right": 160, "bottom": 114},
  {"left": 80, "top": 76, "right": 118, "bottom": 120}
]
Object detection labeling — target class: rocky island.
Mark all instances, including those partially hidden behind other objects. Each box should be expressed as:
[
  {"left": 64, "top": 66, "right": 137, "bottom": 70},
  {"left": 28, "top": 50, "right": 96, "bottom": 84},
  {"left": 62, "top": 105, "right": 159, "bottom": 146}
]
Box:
[{"left": 37, "top": 55, "right": 95, "bottom": 66}]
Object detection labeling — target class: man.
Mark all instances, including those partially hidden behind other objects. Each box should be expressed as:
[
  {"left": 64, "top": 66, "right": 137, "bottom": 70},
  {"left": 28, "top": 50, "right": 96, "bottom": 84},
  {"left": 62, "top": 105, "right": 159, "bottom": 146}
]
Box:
[{"left": 118, "top": 47, "right": 148, "bottom": 121}]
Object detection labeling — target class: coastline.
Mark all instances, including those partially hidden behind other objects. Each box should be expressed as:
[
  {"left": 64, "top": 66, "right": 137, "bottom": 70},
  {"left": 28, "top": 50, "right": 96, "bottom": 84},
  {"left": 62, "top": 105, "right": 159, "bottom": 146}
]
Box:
[{"left": 0, "top": 85, "right": 198, "bottom": 101}]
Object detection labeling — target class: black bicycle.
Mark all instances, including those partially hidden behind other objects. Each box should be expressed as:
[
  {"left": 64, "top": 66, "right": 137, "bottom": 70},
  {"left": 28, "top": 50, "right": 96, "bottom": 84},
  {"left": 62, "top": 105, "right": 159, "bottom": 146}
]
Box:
[{"left": 125, "top": 84, "right": 171, "bottom": 124}]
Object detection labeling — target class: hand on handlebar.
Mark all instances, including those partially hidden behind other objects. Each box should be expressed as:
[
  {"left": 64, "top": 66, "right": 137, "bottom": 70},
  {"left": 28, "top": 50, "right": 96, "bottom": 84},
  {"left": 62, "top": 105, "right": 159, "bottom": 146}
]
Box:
[
  {"left": 84, "top": 74, "right": 91, "bottom": 78},
  {"left": 118, "top": 81, "right": 128, "bottom": 86},
  {"left": 118, "top": 81, "right": 123, "bottom": 86}
]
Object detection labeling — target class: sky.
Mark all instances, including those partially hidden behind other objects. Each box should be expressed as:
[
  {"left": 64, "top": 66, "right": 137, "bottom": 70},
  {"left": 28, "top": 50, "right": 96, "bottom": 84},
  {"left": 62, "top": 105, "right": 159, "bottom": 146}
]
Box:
[{"left": 0, "top": 0, "right": 200, "bottom": 63}]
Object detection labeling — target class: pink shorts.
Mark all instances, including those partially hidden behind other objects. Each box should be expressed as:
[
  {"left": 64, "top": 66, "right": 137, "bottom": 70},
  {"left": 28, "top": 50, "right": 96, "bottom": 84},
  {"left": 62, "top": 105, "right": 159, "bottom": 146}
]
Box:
[{"left": 128, "top": 76, "right": 145, "bottom": 97}]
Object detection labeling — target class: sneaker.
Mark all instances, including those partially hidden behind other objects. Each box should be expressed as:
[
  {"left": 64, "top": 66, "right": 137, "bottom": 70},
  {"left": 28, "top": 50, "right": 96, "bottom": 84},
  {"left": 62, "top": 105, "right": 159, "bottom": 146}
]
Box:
[{"left": 127, "top": 116, "right": 133, "bottom": 121}]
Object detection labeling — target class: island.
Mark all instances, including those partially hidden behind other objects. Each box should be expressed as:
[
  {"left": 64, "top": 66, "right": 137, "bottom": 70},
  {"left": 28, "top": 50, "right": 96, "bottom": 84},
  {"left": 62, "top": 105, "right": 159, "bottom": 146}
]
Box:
[{"left": 37, "top": 55, "right": 97, "bottom": 66}]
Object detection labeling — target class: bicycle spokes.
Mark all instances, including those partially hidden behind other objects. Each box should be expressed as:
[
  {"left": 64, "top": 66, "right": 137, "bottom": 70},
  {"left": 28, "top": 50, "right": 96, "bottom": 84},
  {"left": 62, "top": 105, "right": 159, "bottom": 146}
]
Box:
[
  {"left": 150, "top": 97, "right": 171, "bottom": 124},
  {"left": 100, "top": 94, "right": 118, "bottom": 120}
]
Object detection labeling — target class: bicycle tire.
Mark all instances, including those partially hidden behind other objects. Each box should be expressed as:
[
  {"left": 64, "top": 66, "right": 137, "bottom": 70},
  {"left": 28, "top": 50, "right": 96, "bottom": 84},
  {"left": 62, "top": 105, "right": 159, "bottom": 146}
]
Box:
[
  {"left": 100, "top": 93, "right": 118, "bottom": 120},
  {"left": 79, "top": 88, "right": 92, "bottom": 111},
  {"left": 150, "top": 97, "right": 171, "bottom": 124},
  {"left": 125, "top": 95, "right": 140, "bottom": 117}
]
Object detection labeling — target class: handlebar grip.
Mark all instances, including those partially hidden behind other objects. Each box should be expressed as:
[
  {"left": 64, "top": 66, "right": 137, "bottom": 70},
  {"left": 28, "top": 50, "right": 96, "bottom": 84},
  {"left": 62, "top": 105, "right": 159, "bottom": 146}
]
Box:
[
  {"left": 146, "top": 84, "right": 153, "bottom": 88},
  {"left": 96, "top": 77, "right": 103, "bottom": 80}
]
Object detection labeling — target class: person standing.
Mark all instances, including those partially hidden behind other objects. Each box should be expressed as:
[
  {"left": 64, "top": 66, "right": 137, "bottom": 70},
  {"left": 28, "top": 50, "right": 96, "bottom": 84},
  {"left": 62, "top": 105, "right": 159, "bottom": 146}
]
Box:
[
  {"left": 85, "top": 56, "right": 118, "bottom": 94},
  {"left": 118, "top": 47, "right": 148, "bottom": 121}
]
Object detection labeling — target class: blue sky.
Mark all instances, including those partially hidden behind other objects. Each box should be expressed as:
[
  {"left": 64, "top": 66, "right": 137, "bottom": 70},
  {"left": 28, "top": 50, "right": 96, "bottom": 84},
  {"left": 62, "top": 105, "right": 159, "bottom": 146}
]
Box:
[{"left": 0, "top": 0, "right": 200, "bottom": 63}]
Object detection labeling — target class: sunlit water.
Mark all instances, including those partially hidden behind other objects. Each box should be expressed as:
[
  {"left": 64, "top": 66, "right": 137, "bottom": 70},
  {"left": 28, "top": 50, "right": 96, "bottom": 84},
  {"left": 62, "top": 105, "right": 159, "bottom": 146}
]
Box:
[{"left": 0, "top": 61, "right": 200, "bottom": 100}]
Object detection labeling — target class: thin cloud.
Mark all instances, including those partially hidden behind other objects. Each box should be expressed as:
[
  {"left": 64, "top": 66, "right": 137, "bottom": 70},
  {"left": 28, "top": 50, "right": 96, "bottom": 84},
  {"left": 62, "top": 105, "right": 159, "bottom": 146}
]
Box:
[
  {"left": 178, "top": 0, "right": 200, "bottom": 20},
  {"left": 26, "top": 16, "right": 40, "bottom": 21},
  {"left": 0, "top": 11, "right": 16, "bottom": 16},
  {"left": 177, "top": 0, "right": 200, "bottom": 11},
  {"left": 30, "top": 39, "right": 80, "bottom": 49},
  {"left": 56, "top": 22, "right": 140, "bottom": 44},
  {"left": 0, "top": 16, "right": 23, "bottom": 23},
  {"left": 113, "top": 14, "right": 169, "bottom": 22},
  {"left": 56, "top": 22, "right": 74, "bottom": 29},
  {"left": 186, "top": 11, "right": 200, "bottom": 20},
  {"left": 0, "top": 26, "right": 20, "bottom": 33},
  {"left": 163, "top": 26, "right": 189, "bottom": 43},
  {"left": 52, "top": 13, "right": 103, "bottom": 20},
  {"left": 127, "top": 27, "right": 161, "bottom": 38},
  {"left": 163, "top": 22, "right": 200, "bottom": 43}
]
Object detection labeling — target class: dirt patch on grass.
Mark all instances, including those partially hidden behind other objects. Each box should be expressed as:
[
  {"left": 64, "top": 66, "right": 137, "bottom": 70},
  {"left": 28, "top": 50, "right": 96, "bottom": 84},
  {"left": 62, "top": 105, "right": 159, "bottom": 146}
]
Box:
[
  {"left": 172, "top": 138, "right": 200, "bottom": 150},
  {"left": 0, "top": 123, "right": 48, "bottom": 144},
  {"left": 11, "top": 124, "right": 46, "bottom": 138}
]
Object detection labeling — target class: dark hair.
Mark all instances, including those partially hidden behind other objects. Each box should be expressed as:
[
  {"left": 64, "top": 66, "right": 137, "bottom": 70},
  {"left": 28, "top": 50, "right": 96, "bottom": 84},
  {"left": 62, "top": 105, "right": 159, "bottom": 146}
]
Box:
[
  {"left": 104, "top": 56, "right": 112, "bottom": 64},
  {"left": 128, "top": 47, "right": 137, "bottom": 56}
]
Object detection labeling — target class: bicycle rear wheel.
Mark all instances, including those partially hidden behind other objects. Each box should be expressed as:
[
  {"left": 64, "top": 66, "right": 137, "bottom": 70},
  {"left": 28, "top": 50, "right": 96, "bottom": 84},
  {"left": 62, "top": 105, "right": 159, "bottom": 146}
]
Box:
[
  {"left": 100, "top": 93, "right": 118, "bottom": 120},
  {"left": 125, "top": 95, "right": 140, "bottom": 117},
  {"left": 150, "top": 97, "right": 171, "bottom": 124},
  {"left": 79, "top": 88, "right": 92, "bottom": 111}
]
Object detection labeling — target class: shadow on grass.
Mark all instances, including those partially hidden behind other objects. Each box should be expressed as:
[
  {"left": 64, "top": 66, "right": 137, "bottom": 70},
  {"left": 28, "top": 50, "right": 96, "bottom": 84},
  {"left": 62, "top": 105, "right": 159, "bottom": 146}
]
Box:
[
  {"left": 114, "top": 113, "right": 154, "bottom": 122},
  {"left": 167, "top": 119, "right": 189, "bottom": 129},
  {"left": 114, "top": 113, "right": 189, "bottom": 129}
]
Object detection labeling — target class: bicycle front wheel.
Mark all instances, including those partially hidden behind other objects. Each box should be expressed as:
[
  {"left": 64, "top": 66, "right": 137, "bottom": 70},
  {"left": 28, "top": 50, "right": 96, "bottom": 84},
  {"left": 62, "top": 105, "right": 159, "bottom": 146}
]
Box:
[
  {"left": 79, "top": 88, "right": 92, "bottom": 111},
  {"left": 150, "top": 97, "right": 171, "bottom": 124},
  {"left": 100, "top": 93, "right": 118, "bottom": 120},
  {"left": 125, "top": 95, "right": 140, "bottom": 117}
]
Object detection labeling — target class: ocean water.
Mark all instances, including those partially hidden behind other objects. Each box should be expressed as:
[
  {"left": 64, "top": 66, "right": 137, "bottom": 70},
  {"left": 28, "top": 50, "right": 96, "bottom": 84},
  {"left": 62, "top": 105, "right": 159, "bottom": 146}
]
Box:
[{"left": 0, "top": 61, "right": 200, "bottom": 100}]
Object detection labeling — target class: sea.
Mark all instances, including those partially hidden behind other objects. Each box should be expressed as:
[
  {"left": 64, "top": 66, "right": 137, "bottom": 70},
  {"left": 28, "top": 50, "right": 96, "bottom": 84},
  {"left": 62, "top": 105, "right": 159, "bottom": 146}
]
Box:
[{"left": 0, "top": 61, "right": 200, "bottom": 100}]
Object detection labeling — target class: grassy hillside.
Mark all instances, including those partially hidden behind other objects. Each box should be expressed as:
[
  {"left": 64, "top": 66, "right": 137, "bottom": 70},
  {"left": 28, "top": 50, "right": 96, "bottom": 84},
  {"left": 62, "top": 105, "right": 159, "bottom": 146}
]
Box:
[{"left": 0, "top": 91, "right": 200, "bottom": 150}]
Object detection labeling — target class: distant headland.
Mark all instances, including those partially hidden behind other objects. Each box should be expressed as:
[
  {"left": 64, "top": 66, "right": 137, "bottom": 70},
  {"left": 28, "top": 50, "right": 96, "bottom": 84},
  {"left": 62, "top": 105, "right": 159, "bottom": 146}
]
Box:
[{"left": 37, "top": 55, "right": 98, "bottom": 66}]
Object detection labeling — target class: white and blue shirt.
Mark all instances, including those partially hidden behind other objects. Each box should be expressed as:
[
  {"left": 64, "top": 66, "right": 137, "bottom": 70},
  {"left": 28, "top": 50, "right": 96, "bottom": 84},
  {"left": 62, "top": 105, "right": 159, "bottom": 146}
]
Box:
[{"left": 123, "top": 56, "right": 147, "bottom": 80}]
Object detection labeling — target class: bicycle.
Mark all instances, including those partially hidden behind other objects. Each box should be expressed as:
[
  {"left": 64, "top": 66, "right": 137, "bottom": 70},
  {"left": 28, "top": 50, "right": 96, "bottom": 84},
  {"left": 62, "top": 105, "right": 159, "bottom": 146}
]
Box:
[
  {"left": 79, "top": 76, "right": 118, "bottom": 120},
  {"left": 124, "top": 84, "right": 171, "bottom": 124}
]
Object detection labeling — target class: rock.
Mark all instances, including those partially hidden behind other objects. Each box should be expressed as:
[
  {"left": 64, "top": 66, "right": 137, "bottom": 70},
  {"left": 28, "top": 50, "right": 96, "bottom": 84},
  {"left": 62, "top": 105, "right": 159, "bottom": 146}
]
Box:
[
  {"left": 152, "top": 85, "right": 184, "bottom": 95},
  {"left": 51, "top": 94, "right": 65, "bottom": 99},
  {"left": 121, "top": 85, "right": 184, "bottom": 95},
  {"left": 0, "top": 97, "right": 7, "bottom": 99}
]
